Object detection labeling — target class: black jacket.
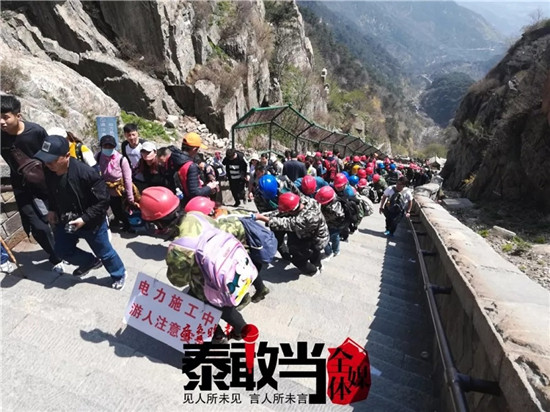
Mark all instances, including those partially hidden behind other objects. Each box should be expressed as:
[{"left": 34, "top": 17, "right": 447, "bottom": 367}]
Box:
[
  {"left": 45, "top": 158, "right": 110, "bottom": 230},
  {"left": 177, "top": 151, "right": 212, "bottom": 202}
]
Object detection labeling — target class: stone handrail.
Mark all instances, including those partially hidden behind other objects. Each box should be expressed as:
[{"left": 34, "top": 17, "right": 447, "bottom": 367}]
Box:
[{"left": 414, "top": 195, "right": 549, "bottom": 411}]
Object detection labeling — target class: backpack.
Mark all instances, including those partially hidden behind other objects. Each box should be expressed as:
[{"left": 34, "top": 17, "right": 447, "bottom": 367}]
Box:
[
  {"left": 238, "top": 217, "right": 278, "bottom": 263},
  {"left": 338, "top": 196, "right": 361, "bottom": 233},
  {"left": 388, "top": 190, "right": 406, "bottom": 215},
  {"left": 174, "top": 160, "right": 202, "bottom": 200},
  {"left": 121, "top": 139, "right": 145, "bottom": 166},
  {"left": 355, "top": 193, "right": 374, "bottom": 219},
  {"left": 170, "top": 213, "right": 258, "bottom": 307},
  {"left": 167, "top": 145, "right": 187, "bottom": 170},
  {"left": 75, "top": 143, "right": 83, "bottom": 162}
]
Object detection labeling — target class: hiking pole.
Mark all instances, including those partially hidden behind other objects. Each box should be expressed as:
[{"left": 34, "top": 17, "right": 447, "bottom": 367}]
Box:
[{"left": 0, "top": 235, "right": 25, "bottom": 278}]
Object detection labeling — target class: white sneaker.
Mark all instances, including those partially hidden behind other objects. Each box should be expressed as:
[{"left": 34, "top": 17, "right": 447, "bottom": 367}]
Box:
[
  {"left": 52, "top": 262, "right": 65, "bottom": 274},
  {"left": 0, "top": 261, "right": 15, "bottom": 274},
  {"left": 321, "top": 253, "right": 333, "bottom": 262},
  {"left": 333, "top": 251, "right": 341, "bottom": 257}
]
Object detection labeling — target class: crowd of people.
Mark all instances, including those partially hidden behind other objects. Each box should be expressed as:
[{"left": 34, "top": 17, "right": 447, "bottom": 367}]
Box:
[{"left": 1, "top": 94, "right": 428, "bottom": 343}]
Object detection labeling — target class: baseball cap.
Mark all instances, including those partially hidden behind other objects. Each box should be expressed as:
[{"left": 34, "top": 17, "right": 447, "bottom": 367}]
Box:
[
  {"left": 34, "top": 135, "right": 70, "bottom": 163},
  {"left": 183, "top": 132, "right": 207, "bottom": 149},
  {"left": 141, "top": 141, "right": 157, "bottom": 152},
  {"left": 100, "top": 135, "right": 117, "bottom": 147},
  {"left": 46, "top": 127, "right": 67, "bottom": 138}
]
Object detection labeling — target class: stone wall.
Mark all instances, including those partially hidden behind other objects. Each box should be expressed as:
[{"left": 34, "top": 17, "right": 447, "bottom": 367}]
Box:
[{"left": 413, "top": 195, "right": 549, "bottom": 411}]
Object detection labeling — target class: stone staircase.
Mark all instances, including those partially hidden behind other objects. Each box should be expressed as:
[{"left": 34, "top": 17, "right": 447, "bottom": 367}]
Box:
[{"left": 1, "top": 203, "right": 435, "bottom": 411}]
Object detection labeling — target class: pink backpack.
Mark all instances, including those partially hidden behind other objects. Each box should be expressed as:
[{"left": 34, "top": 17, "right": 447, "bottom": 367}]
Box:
[{"left": 170, "top": 213, "right": 257, "bottom": 307}]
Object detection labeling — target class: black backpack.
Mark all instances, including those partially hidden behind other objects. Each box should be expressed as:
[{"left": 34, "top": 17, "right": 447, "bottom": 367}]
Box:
[
  {"left": 167, "top": 145, "right": 187, "bottom": 171},
  {"left": 388, "top": 191, "right": 406, "bottom": 215},
  {"left": 338, "top": 196, "right": 361, "bottom": 233}
]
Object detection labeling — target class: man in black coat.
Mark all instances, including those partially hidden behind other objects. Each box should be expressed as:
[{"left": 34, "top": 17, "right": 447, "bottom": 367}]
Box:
[
  {"left": 35, "top": 135, "right": 127, "bottom": 289},
  {"left": 223, "top": 148, "right": 248, "bottom": 207},
  {"left": 0, "top": 95, "right": 63, "bottom": 273}
]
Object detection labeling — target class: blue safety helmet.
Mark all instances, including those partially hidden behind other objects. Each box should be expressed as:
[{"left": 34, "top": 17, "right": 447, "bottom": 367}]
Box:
[
  {"left": 349, "top": 175, "right": 360, "bottom": 186},
  {"left": 342, "top": 171, "right": 350, "bottom": 178},
  {"left": 258, "top": 174, "right": 278, "bottom": 200},
  {"left": 389, "top": 163, "right": 396, "bottom": 170}
]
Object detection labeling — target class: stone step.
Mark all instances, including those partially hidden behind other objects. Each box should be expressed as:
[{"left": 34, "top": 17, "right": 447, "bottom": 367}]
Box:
[
  {"left": 357, "top": 392, "right": 417, "bottom": 412},
  {"left": 364, "top": 339, "right": 432, "bottom": 378},
  {"left": 367, "top": 352, "right": 433, "bottom": 394},
  {"left": 379, "top": 282, "right": 424, "bottom": 302},
  {"left": 368, "top": 373, "right": 431, "bottom": 410},
  {"left": 372, "top": 304, "right": 428, "bottom": 331},
  {"left": 366, "top": 329, "right": 433, "bottom": 367}
]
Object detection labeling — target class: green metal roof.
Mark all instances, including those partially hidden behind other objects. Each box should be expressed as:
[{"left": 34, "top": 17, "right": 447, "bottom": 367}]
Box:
[{"left": 231, "top": 104, "right": 385, "bottom": 157}]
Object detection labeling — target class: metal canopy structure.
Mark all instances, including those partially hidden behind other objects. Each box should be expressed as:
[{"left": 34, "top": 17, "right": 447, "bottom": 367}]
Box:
[{"left": 231, "top": 104, "right": 385, "bottom": 157}]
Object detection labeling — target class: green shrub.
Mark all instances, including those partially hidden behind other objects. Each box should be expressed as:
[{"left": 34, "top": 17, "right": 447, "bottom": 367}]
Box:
[
  {"left": 534, "top": 235, "right": 546, "bottom": 244},
  {"left": 501, "top": 243, "right": 513, "bottom": 253},
  {"left": 478, "top": 229, "right": 489, "bottom": 238},
  {"left": 120, "top": 111, "right": 173, "bottom": 142}
]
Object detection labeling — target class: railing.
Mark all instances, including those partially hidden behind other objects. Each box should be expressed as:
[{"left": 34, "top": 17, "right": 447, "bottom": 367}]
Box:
[{"left": 408, "top": 214, "right": 501, "bottom": 412}]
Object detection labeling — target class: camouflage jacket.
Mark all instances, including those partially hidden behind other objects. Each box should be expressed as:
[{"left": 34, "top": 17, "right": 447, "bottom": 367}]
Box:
[
  {"left": 254, "top": 175, "right": 299, "bottom": 213},
  {"left": 268, "top": 196, "right": 329, "bottom": 250},
  {"left": 321, "top": 199, "right": 345, "bottom": 229},
  {"left": 373, "top": 176, "right": 388, "bottom": 191},
  {"left": 165, "top": 211, "right": 247, "bottom": 302}
]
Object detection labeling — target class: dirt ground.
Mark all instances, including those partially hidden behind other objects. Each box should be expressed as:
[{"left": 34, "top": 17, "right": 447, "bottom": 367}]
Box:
[{"left": 443, "top": 193, "right": 550, "bottom": 291}]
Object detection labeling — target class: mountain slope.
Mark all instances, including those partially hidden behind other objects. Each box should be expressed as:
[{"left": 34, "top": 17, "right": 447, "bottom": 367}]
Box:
[
  {"left": 320, "top": 1, "right": 505, "bottom": 76},
  {"left": 441, "top": 21, "right": 550, "bottom": 211}
]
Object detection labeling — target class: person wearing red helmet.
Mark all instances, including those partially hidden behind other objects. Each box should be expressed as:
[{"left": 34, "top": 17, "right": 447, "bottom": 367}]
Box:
[
  {"left": 255, "top": 193, "right": 329, "bottom": 276},
  {"left": 357, "top": 168, "right": 367, "bottom": 179},
  {"left": 140, "top": 188, "right": 270, "bottom": 342},
  {"left": 332, "top": 173, "right": 355, "bottom": 199},
  {"left": 370, "top": 173, "right": 388, "bottom": 203},
  {"left": 379, "top": 176, "right": 413, "bottom": 236},
  {"left": 315, "top": 186, "right": 345, "bottom": 259},
  {"left": 294, "top": 175, "right": 328, "bottom": 197}
]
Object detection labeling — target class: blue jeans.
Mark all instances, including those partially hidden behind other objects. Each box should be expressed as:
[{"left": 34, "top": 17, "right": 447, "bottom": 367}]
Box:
[
  {"left": 324, "top": 228, "right": 341, "bottom": 255},
  {"left": 54, "top": 221, "right": 125, "bottom": 279}
]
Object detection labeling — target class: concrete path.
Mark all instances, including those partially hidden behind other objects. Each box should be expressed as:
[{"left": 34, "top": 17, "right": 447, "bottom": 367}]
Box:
[{"left": 1, "top": 205, "right": 434, "bottom": 411}]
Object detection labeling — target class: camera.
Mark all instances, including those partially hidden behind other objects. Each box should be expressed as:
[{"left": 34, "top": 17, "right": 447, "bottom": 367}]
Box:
[{"left": 61, "top": 212, "right": 79, "bottom": 234}]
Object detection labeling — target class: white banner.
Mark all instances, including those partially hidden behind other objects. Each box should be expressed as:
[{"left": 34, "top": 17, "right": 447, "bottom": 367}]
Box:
[{"left": 123, "top": 272, "right": 222, "bottom": 352}]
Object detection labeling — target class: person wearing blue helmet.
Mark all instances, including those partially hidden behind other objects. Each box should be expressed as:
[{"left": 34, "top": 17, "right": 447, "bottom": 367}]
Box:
[
  {"left": 348, "top": 175, "right": 360, "bottom": 186},
  {"left": 385, "top": 163, "right": 400, "bottom": 186},
  {"left": 376, "top": 161, "right": 388, "bottom": 178},
  {"left": 254, "top": 173, "right": 298, "bottom": 261}
]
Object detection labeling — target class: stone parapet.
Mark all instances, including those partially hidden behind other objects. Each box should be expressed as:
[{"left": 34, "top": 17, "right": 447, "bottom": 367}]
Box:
[{"left": 414, "top": 195, "right": 549, "bottom": 411}]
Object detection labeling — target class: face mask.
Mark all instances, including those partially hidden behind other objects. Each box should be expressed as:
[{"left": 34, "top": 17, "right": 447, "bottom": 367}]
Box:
[{"left": 102, "top": 148, "right": 115, "bottom": 156}]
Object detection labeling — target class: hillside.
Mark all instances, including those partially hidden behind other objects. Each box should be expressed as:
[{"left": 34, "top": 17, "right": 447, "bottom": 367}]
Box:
[
  {"left": 441, "top": 20, "right": 550, "bottom": 212},
  {"left": 320, "top": 0, "right": 505, "bottom": 79},
  {"left": 420, "top": 72, "right": 474, "bottom": 127}
]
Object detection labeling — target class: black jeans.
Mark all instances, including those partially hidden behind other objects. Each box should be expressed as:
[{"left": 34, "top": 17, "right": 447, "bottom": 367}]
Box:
[
  {"left": 383, "top": 208, "right": 404, "bottom": 234},
  {"left": 109, "top": 196, "right": 129, "bottom": 228},
  {"left": 287, "top": 233, "right": 321, "bottom": 274},
  {"left": 14, "top": 191, "right": 61, "bottom": 265},
  {"left": 228, "top": 179, "right": 245, "bottom": 205}
]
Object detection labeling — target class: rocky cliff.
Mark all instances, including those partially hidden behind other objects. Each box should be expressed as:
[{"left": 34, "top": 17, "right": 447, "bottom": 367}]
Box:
[
  {"left": 441, "top": 22, "right": 550, "bottom": 213},
  {"left": 0, "top": 0, "right": 317, "bottom": 142}
]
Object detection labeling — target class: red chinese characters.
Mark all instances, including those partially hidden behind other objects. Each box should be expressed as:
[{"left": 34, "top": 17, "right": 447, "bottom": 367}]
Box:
[{"left": 326, "top": 338, "right": 371, "bottom": 405}]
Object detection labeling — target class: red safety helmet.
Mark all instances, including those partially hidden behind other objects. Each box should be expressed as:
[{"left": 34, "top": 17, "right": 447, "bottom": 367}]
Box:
[
  {"left": 278, "top": 193, "right": 301, "bottom": 213},
  {"left": 372, "top": 174, "right": 381, "bottom": 183},
  {"left": 140, "top": 187, "right": 180, "bottom": 221},
  {"left": 297, "top": 154, "right": 305, "bottom": 162},
  {"left": 353, "top": 155, "right": 361, "bottom": 163},
  {"left": 315, "top": 151, "right": 322, "bottom": 158},
  {"left": 360, "top": 155, "right": 367, "bottom": 161},
  {"left": 357, "top": 169, "right": 367, "bottom": 179},
  {"left": 315, "top": 185, "right": 336, "bottom": 205},
  {"left": 358, "top": 178, "right": 368, "bottom": 189},
  {"left": 333, "top": 173, "right": 348, "bottom": 189},
  {"left": 184, "top": 196, "right": 215, "bottom": 215},
  {"left": 345, "top": 156, "right": 350, "bottom": 162},
  {"left": 365, "top": 166, "right": 374, "bottom": 175},
  {"left": 301, "top": 175, "right": 317, "bottom": 195}
]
